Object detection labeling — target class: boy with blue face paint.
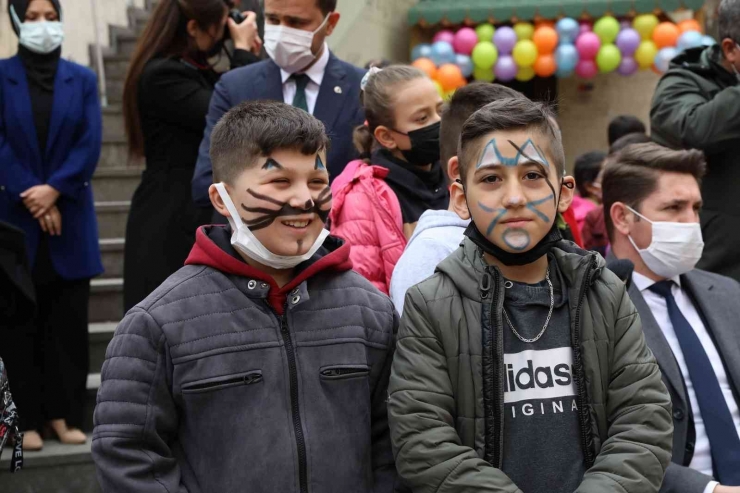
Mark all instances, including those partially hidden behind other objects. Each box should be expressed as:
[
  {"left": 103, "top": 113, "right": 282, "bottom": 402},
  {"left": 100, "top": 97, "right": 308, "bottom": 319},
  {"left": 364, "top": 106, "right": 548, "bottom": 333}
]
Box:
[{"left": 388, "top": 97, "right": 674, "bottom": 493}]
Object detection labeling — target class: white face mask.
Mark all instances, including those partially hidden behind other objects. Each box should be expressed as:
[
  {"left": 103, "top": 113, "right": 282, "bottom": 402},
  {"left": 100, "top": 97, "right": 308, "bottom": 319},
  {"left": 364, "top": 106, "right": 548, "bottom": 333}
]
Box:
[
  {"left": 627, "top": 206, "right": 704, "bottom": 279},
  {"left": 10, "top": 6, "right": 64, "bottom": 55},
  {"left": 264, "top": 14, "right": 330, "bottom": 74},
  {"left": 214, "top": 183, "right": 330, "bottom": 270}
]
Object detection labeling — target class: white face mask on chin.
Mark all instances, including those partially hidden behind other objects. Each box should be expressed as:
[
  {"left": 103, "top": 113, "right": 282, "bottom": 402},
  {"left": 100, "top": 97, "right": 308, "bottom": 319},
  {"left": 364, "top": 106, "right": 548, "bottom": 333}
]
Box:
[
  {"left": 627, "top": 206, "right": 704, "bottom": 279},
  {"left": 263, "top": 14, "right": 330, "bottom": 74},
  {"left": 214, "top": 183, "right": 330, "bottom": 270},
  {"left": 10, "top": 6, "right": 64, "bottom": 55}
]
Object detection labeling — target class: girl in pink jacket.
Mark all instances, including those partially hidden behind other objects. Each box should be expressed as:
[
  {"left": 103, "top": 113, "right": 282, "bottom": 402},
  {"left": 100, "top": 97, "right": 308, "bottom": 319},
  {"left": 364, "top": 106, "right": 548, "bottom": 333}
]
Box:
[{"left": 330, "top": 66, "right": 449, "bottom": 294}]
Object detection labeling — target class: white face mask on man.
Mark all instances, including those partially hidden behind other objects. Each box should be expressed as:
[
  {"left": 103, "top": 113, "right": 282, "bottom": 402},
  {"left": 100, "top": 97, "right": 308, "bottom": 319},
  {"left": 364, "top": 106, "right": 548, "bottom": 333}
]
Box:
[
  {"left": 10, "top": 5, "right": 64, "bottom": 55},
  {"left": 263, "top": 14, "right": 330, "bottom": 74},
  {"left": 627, "top": 206, "right": 704, "bottom": 279},
  {"left": 214, "top": 183, "right": 330, "bottom": 270}
]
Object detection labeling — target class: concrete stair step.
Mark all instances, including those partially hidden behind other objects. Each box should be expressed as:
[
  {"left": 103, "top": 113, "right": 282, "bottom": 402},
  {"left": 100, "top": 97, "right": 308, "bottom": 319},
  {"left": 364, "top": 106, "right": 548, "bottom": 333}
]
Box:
[
  {"left": 100, "top": 238, "right": 125, "bottom": 279},
  {"left": 99, "top": 139, "right": 142, "bottom": 169},
  {"left": 89, "top": 322, "right": 117, "bottom": 374},
  {"left": 102, "top": 54, "right": 129, "bottom": 81},
  {"left": 92, "top": 166, "right": 142, "bottom": 203},
  {"left": 116, "top": 33, "right": 140, "bottom": 57},
  {"left": 95, "top": 201, "right": 130, "bottom": 240},
  {"left": 89, "top": 278, "right": 123, "bottom": 324},
  {"left": 101, "top": 104, "right": 124, "bottom": 142}
]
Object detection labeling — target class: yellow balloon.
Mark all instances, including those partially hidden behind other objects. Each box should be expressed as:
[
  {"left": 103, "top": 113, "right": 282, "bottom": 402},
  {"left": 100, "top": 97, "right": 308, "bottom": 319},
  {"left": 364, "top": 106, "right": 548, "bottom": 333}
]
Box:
[
  {"left": 633, "top": 14, "right": 659, "bottom": 41},
  {"left": 444, "top": 89, "right": 457, "bottom": 101},
  {"left": 635, "top": 40, "right": 658, "bottom": 69},
  {"left": 433, "top": 80, "right": 445, "bottom": 97},
  {"left": 513, "top": 40, "right": 538, "bottom": 67},
  {"left": 516, "top": 66, "right": 536, "bottom": 82},
  {"left": 514, "top": 22, "right": 535, "bottom": 40}
]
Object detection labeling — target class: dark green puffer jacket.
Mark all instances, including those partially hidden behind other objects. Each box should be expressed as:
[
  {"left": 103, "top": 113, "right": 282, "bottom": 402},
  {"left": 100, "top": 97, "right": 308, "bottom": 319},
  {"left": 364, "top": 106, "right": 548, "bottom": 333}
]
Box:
[{"left": 388, "top": 238, "right": 673, "bottom": 493}]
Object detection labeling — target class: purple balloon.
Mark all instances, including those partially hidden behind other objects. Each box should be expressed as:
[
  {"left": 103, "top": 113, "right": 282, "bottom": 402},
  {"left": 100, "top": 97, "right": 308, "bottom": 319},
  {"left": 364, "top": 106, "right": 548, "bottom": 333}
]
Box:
[
  {"left": 617, "top": 56, "right": 638, "bottom": 75},
  {"left": 494, "top": 55, "right": 518, "bottom": 81},
  {"left": 493, "top": 26, "right": 518, "bottom": 55},
  {"left": 433, "top": 30, "right": 456, "bottom": 45},
  {"left": 616, "top": 28, "right": 641, "bottom": 56},
  {"left": 620, "top": 20, "right": 631, "bottom": 30}
]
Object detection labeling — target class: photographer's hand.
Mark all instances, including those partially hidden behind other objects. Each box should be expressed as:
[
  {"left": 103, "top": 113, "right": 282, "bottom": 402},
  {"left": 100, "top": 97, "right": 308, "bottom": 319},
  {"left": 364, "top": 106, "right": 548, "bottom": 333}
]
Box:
[{"left": 229, "top": 11, "right": 261, "bottom": 55}]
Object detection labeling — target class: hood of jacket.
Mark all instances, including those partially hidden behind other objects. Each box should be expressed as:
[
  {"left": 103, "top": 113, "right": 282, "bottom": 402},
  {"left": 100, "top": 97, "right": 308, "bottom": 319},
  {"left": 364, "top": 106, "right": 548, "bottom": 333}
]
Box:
[
  {"left": 407, "top": 209, "right": 470, "bottom": 245},
  {"left": 669, "top": 45, "right": 737, "bottom": 86}
]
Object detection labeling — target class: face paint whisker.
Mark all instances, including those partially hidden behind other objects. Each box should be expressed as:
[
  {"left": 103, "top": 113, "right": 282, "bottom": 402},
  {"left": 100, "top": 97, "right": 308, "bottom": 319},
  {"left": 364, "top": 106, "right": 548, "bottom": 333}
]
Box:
[
  {"left": 241, "top": 205, "right": 282, "bottom": 215},
  {"left": 486, "top": 208, "right": 508, "bottom": 236},
  {"left": 247, "top": 188, "right": 285, "bottom": 206},
  {"left": 525, "top": 194, "right": 555, "bottom": 223},
  {"left": 242, "top": 216, "right": 277, "bottom": 231},
  {"left": 317, "top": 186, "right": 332, "bottom": 202}
]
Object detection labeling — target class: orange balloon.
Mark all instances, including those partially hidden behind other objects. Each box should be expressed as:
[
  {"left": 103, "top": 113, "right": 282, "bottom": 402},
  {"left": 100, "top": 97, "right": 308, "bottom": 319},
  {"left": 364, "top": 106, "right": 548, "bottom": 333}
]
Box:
[
  {"left": 652, "top": 22, "right": 680, "bottom": 49},
  {"left": 533, "top": 26, "right": 559, "bottom": 54},
  {"left": 437, "top": 64, "right": 465, "bottom": 92},
  {"left": 678, "top": 19, "right": 702, "bottom": 34},
  {"left": 412, "top": 58, "right": 438, "bottom": 79},
  {"left": 535, "top": 20, "right": 556, "bottom": 29},
  {"left": 533, "top": 54, "right": 557, "bottom": 77}
]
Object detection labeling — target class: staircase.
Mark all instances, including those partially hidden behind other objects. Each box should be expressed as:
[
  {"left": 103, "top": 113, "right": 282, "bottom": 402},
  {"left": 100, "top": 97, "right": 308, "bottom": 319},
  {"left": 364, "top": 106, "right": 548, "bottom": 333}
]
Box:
[{"left": 0, "top": 5, "right": 153, "bottom": 491}]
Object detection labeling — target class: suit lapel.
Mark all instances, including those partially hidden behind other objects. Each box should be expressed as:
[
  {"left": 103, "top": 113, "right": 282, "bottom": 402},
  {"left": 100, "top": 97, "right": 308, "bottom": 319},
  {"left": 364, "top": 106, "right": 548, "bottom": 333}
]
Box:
[
  {"left": 6, "top": 57, "right": 42, "bottom": 166},
  {"left": 257, "top": 60, "right": 285, "bottom": 101},
  {"left": 628, "top": 282, "right": 687, "bottom": 401},
  {"left": 313, "top": 53, "right": 348, "bottom": 130},
  {"left": 45, "top": 60, "right": 75, "bottom": 159}
]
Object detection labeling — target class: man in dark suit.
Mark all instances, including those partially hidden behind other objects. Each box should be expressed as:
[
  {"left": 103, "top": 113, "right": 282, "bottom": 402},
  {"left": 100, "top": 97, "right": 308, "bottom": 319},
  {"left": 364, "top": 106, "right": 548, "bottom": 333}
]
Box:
[
  {"left": 192, "top": 0, "right": 365, "bottom": 207},
  {"left": 604, "top": 142, "right": 740, "bottom": 493}
]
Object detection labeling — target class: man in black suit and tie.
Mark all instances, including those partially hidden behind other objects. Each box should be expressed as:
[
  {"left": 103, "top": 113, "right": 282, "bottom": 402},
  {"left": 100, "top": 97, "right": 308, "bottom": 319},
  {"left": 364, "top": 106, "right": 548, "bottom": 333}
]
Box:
[{"left": 604, "top": 142, "right": 740, "bottom": 493}]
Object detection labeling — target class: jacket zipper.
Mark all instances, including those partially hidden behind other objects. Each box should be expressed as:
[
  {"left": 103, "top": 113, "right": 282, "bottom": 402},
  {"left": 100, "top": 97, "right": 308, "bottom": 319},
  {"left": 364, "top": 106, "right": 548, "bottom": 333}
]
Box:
[
  {"left": 279, "top": 303, "right": 309, "bottom": 493},
  {"left": 491, "top": 269, "right": 506, "bottom": 468},
  {"left": 572, "top": 255, "right": 597, "bottom": 468}
]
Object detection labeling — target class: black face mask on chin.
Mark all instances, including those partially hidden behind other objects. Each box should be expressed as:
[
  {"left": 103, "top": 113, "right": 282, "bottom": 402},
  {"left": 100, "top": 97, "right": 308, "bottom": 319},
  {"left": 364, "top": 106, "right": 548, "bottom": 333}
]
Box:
[
  {"left": 391, "top": 121, "right": 441, "bottom": 167},
  {"left": 464, "top": 221, "right": 562, "bottom": 266}
]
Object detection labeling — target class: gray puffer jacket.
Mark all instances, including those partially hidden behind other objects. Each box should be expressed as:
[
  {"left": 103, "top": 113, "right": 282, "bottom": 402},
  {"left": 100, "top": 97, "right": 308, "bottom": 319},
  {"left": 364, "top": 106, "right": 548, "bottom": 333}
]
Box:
[{"left": 92, "top": 226, "right": 399, "bottom": 493}]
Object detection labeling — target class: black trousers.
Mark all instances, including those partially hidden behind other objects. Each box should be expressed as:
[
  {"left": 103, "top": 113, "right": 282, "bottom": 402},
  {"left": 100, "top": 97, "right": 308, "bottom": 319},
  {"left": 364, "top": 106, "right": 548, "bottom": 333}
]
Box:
[{"left": 2, "top": 237, "right": 90, "bottom": 431}]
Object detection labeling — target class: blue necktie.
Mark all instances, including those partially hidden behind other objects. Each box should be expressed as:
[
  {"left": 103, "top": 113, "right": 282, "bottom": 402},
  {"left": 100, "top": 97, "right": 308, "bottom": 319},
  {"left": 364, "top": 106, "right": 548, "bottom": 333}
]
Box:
[{"left": 649, "top": 280, "right": 740, "bottom": 484}]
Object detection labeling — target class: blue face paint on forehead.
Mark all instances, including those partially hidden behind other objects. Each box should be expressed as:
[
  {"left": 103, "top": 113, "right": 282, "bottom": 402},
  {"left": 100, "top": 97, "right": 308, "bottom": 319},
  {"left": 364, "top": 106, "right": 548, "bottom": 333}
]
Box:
[
  {"left": 262, "top": 158, "right": 283, "bottom": 170},
  {"left": 315, "top": 154, "right": 326, "bottom": 171},
  {"left": 476, "top": 138, "right": 550, "bottom": 169}
]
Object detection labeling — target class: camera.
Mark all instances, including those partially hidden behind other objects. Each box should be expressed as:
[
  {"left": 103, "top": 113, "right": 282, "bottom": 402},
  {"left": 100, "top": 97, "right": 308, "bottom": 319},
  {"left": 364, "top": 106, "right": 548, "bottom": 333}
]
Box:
[{"left": 224, "top": 9, "right": 244, "bottom": 40}]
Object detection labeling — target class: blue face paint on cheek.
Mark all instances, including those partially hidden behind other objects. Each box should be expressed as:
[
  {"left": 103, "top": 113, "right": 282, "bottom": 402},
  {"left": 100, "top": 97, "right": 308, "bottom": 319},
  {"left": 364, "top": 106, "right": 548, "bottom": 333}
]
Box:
[
  {"left": 478, "top": 202, "right": 507, "bottom": 236},
  {"left": 525, "top": 194, "right": 555, "bottom": 223}
]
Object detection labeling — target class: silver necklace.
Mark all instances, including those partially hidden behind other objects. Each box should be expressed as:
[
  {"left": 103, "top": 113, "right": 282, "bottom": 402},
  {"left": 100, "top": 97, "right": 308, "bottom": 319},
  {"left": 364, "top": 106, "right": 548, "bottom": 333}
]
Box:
[{"left": 503, "top": 268, "right": 554, "bottom": 344}]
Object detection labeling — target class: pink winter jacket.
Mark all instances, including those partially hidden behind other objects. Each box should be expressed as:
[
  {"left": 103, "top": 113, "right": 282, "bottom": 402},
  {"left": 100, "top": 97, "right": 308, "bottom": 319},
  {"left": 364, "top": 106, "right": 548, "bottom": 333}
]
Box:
[{"left": 330, "top": 160, "right": 406, "bottom": 295}]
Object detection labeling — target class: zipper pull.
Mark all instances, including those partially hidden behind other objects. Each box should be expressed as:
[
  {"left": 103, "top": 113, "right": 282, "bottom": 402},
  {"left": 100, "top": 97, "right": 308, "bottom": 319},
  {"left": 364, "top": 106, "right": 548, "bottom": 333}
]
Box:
[{"left": 480, "top": 272, "right": 492, "bottom": 300}]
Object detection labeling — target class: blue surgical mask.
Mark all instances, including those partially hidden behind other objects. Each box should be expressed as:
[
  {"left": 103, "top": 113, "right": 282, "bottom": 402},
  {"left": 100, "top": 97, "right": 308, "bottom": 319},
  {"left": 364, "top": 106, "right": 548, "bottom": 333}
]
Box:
[{"left": 10, "top": 5, "right": 64, "bottom": 55}]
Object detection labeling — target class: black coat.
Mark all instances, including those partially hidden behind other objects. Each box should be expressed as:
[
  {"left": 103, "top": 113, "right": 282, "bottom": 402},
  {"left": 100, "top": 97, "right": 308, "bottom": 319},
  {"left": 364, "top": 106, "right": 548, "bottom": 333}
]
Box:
[
  {"left": 0, "top": 220, "right": 35, "bottom": 326},
  {"left": 123, "top": 52, "right": 256, "bottom": 311}
]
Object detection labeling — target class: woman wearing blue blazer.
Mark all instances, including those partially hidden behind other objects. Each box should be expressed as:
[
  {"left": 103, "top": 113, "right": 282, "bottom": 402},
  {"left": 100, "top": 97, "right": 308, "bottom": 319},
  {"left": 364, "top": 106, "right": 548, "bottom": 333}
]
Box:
[{"left": 0, "top": 0, "right": 102, "bottom": 450}]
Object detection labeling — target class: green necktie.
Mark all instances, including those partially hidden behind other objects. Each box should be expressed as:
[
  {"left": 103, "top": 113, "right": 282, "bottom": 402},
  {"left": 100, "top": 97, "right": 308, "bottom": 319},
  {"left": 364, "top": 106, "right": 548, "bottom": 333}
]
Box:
[{"left": 291, "top": 74, "right": 310, "bottom": 113}]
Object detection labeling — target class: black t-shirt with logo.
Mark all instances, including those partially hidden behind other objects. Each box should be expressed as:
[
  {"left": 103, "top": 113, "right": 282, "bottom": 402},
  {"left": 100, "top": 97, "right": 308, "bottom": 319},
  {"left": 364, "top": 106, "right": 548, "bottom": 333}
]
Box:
[{"left": 500, "top": 256, "right": 586, "bottom": 492}]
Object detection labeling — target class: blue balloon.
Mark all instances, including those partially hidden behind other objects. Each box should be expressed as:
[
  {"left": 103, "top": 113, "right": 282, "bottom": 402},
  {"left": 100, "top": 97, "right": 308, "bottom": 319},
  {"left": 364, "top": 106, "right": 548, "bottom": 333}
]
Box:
[
  {"left": 677, "top": 31, "right": 703, "bottom": 52},
  {"left": 655, "top": 47, "right": 678, "bottom": 73},
  {"left": 556, "top": 66, "right": 574, "bottom": 78},
  {"left": 411, "top": 43, "right": 433, "bottom": 61},
  {"left": 455, "top": 54, "right": 474, "bottom": 78},
  {"left": 556, "top": 18, "right": 580, "bottom": 44},
  {"left": 701, "top": 35, "right": 716, "bottom": 47},
  {"left": 555, "top": 44, "right": 579, "bottom": 72},
  {"left": 430, "top": 41, "right": 456, "bottom": 66}
]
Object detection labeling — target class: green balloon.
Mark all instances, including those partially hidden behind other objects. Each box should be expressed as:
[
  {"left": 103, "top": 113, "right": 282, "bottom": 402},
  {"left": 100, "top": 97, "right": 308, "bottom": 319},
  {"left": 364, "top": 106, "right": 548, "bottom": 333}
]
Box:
[
  {"left": 472, "top": 41, "right": 499, "bottom": 70},
  {"left": 476, "top": 23, "right": 495, "bottom": 43},
  {"left": 596, "top": 44, "right": 622, "bottom": 73},
  {"left": 593, "top": 16, "right": 620, "bottom": 44},
  {"left": 473, "top": 66, "right": 495, "bottom": 82}
]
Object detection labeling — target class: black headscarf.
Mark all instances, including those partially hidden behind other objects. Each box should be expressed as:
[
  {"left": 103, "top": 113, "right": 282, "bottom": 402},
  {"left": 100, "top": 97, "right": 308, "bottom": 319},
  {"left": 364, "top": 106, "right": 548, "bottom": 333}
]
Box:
[{"left": 9, "top": 0, "right": 64, "bottom": 91}]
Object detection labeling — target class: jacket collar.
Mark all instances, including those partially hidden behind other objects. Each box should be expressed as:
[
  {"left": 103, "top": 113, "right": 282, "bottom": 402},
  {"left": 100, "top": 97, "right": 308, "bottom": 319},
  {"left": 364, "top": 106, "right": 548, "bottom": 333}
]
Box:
[{"left": 313, "top": 52, "right": 349, "bottom": 130}]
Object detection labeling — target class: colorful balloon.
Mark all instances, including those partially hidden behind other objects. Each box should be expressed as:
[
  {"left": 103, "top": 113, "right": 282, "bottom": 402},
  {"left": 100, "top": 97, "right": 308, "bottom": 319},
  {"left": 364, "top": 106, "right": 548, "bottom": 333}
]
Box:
[
  {"left": 633, "top": 14, "right": 659, "bottom": 40},
  {"left": 412, "top": 58, "right": 438, "bottom": 79},
  {"left": 576, "top": 59, "right": 598, "bottom": 79},
  {"left": 678, "top": 19, "right": 702, "bottom": 34},
  {"left": 494, "top": 55, "right": 518, "bottom": 81},
  {"left": 455, "top": 54, "right": 474, "bottom": 78},
  {"left": 471, "top": 41, "right": 499, "bottom": 70},
  {"left": 635, "top": 40, "right": 658, "bottom": 69},
  {"left": 454, "top": 27, "right": 480, "bottom": 56},
  {"left": 579, "top": 22, "right": 593, "bottom": 34},
  {"left": 556, "top": 66, "right": 575, "bottom": 78},
  {"left": 596, "top": 44, "right": 622, "bottom": 73},
  {"left": 476, "top": 23, "right": 495, "bottom": 43},
  {"left": 533, "top": 26, "right": 559, "bottom": 54},
  {"left": 516, "top": 65, "right": 536, "bottom": 82},
  {"left": 555, "top": 44, "right": 579, "bottom": 72},
  {"left": 593, "top": 16, "right": 620, "bottom": 44},
  {"left": 654, "top": 47, "right": 678, "bottom": 73},
  {"left": 493, "top": 26, "right": 518, "bottom": 55},
  {"left": 617, "top": 56, "right": 639, "bottom": 75},
  {"left": 514, "top": 22, "right": 535, "bottom": 41},
  {"left": 576, "top": 32, "right": 601, "bottom": 60},
  {"left": 701, "top": 35, "right": 716, "bottom": 47},
  {"left": 431, "top": 41, "right": 457, "bottom": 66},
  {"left": 513, "top": 40, "right": 538, "bottom": 67},
  {"left": 652, "top": 22, "right": 680, "bottom": 49},
  {"left": 556, "top": 18, "right": 579, "bottom": 44},
  {"left": 432, "top": 80, "right": 444, "bottom": 97},
  {"left": 534, "top": 54, "right": 557, "bottom": 77},
  {"left": 438, "top": 64, "right": 466, "bottom": 91},
  {"left": 473, "top": 66, "right": 495, "bottom": 82},
  {"left": 677, "top": 30, "right": 703, "bottom": 52},
  {"left": 411, "top": 43, "right": 433, "bottom": 62},
  {"left": 616, "top": 28, "right": 641, "bottom": 56},
  {"left": 433, "top": 30, "right": 456, "bottom": 45}
]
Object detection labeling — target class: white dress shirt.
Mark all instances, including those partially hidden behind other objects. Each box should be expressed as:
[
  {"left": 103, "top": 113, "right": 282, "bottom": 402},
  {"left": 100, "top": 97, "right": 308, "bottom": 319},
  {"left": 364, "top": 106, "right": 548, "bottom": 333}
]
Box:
[
  {"left": 633, "top": 272, "right": 740, "bottom": 491},
  {"left": 280, "top": 43, "right": 330, "bottom": 115}
]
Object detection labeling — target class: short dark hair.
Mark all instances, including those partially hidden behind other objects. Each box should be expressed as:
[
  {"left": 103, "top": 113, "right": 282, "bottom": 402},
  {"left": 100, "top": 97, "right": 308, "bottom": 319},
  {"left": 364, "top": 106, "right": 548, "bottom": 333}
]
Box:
[
  {"left": 318, "top": 0, "right": 337, "bottom": 15},
  {"left": 602, "top": 143, "right": 706, "bottom": 241},
  {"left": 210, "top": 100, "right": 329, "bottom": 185},
  {"left": 719, "top": 0, "right": 740, "bottom": 43},
  {"left": 458, "top": 98, "right": 564, "bottom": 184},
  {"left": 608, "top": 115, "right": 646, "bottom": 146},
  {"left": 574, "top": 151, "right": 607, "bottom": 197},
  {"left": 608, "top": 132, "right": 652, "bottom": 155},
  {"left": 440, "top": 82, "right": 525, "bottom": 169}
]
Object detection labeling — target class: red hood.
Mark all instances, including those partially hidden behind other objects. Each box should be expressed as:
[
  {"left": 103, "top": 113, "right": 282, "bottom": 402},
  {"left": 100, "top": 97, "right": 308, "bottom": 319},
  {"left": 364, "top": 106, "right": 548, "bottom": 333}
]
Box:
[{"left": 185, "top": 225, "right": 352, "bottom": 314}]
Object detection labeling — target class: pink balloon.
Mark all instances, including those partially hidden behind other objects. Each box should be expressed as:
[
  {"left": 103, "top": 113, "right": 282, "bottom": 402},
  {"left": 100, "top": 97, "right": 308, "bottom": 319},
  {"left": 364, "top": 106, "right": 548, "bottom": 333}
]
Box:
[
  {"left": 576, "top": 59, "right": 598, "bottom": 79},
  {"left": 453, "top": 27, "right": 479, "bottom": 55},
  {"left": 576, "top": 32, "right": 601, "bottom": 59},
  {"left": 579, "top": 22, "right": 592, "bottom": 34},
  {"left": 434, "top": 30, "right": 456, "bottom": 45}
]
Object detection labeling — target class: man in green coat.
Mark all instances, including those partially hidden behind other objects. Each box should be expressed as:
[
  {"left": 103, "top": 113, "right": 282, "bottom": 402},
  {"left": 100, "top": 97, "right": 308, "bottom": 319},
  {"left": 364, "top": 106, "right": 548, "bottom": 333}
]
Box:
[
  {"left": 650, "top": 0, "right": 740, "bottom": 282},
  {"left": 389, "top": 97, "right": 673, "bottom": 493}
]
